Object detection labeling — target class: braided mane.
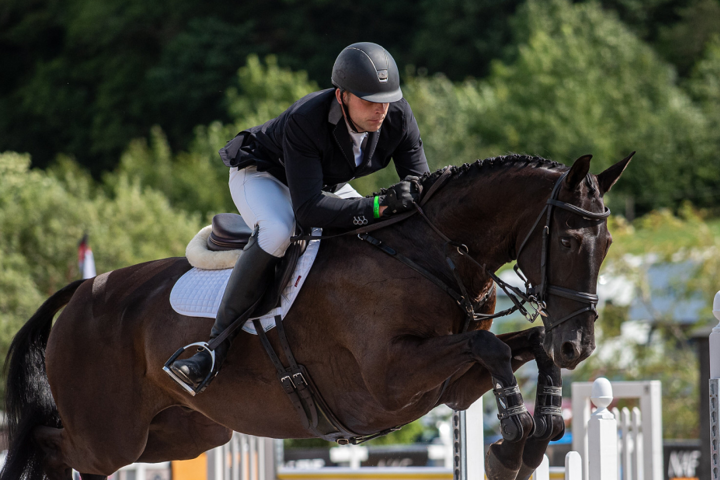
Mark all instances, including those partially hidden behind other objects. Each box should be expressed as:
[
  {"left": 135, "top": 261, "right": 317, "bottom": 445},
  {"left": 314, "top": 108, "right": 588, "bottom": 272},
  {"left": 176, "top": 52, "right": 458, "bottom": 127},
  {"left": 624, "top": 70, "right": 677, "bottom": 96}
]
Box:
[{"left": 374, "top": 154, "right": 568, "bottom": 196}]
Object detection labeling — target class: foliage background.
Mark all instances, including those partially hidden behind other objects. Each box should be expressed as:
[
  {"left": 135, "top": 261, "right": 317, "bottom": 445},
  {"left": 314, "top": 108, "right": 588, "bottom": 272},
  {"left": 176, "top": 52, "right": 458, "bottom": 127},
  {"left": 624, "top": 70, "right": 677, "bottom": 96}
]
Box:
[{"left": 1, "top": 0, "right": 719, "bottom": 443}]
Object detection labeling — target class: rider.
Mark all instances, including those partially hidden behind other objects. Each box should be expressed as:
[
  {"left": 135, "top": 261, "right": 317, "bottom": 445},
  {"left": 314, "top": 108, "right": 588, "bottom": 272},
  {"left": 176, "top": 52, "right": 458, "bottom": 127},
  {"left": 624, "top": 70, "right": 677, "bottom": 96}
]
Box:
[{"left": 167, "top": 42, "right": 430, "bottom": 393}]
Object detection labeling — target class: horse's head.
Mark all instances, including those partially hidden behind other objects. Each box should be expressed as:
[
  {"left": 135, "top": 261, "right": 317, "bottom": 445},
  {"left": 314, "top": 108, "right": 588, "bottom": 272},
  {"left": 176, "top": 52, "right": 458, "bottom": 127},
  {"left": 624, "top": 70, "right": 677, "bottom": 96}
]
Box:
[{"left": 515, "top": 153, "right": 632, "bottom": 369}]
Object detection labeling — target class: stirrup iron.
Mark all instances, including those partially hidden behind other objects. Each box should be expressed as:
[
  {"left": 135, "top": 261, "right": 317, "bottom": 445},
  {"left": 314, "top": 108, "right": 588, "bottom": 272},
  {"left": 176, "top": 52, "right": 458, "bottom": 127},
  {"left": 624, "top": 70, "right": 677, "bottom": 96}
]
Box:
[{"left": 163, "top": 342, "right": 217, "bottom": 396}]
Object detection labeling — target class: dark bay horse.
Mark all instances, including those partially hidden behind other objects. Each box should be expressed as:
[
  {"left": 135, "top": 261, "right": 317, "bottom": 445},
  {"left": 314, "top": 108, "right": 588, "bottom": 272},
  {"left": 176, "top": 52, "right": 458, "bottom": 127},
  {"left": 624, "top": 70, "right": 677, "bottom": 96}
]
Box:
[{"left": 2, "top": 153, "right": 631, "bottom": 480}]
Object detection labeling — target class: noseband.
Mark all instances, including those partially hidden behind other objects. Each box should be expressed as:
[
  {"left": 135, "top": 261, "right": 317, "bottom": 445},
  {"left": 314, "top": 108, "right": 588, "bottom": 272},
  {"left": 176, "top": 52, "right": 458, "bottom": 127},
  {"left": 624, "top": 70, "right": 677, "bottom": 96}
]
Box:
[{"left": 489, "top": 171, "right": 610, "bottom": 332}]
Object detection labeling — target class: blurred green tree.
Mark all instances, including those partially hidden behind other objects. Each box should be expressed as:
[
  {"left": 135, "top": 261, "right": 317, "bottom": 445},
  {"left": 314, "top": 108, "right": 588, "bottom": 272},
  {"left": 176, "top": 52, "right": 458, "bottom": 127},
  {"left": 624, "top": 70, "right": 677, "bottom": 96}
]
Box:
[
  {"left": 0, "top": 151, "right": 202, "bottom": 388},
  {"left": 394, "top": 0, "right": 718, "bottom": 216},
  {"left": 686, "top": 35, "right": 720, "bottom": 137},
  {"left": 105, "top": 55, "right": 318, "bottom": 218},
  {"left": 656, "top": 0, "right": 720, "bottom": 76}
]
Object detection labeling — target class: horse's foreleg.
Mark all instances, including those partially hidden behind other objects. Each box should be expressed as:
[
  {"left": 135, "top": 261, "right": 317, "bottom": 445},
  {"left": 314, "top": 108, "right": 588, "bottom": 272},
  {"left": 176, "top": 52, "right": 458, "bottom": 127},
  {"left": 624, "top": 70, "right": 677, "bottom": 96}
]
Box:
[
  {"left": 361, "top": 330, "right": 512, "bottom": 410},
  {"left": 477, "top": 327, "right": 565, "bottom": 480},
  {"left": 438, "top": 327, "right": 541, "bottom": 409},
  {"left": 361, "top": 328, "right": 534, "bottom": 442},
  {"left": 466, "top": 328, "right": 542, "bottom": 480},
  {"left": 514, "top": 329, "right": 565, "bottom": 480}
]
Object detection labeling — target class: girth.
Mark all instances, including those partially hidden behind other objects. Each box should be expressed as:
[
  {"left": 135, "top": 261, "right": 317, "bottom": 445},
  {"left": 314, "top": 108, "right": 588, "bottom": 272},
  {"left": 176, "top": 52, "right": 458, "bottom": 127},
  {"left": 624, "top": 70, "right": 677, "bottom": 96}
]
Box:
[{"left": 254, "top": 315, "right": 404, "bottom": 444}]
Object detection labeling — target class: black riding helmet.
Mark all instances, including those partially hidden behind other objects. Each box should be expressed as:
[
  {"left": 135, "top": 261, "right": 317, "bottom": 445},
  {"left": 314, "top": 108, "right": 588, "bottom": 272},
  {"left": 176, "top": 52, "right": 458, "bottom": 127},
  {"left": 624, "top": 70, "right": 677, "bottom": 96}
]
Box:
[{"left": 331, "top": 42, "right": 402, "bottom": 104}]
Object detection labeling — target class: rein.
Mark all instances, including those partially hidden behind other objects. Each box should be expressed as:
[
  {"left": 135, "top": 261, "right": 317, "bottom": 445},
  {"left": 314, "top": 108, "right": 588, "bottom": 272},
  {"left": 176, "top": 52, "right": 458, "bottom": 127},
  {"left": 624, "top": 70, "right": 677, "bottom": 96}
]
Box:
[
  {"left": 255, "top": 167, "right": 610, "bottom": 444},
  {"left": 359, "top": 169, "right": 609, "bottom": 333},
  {"left": 289, "top": 166, "right": 455, "bottom": 242}
]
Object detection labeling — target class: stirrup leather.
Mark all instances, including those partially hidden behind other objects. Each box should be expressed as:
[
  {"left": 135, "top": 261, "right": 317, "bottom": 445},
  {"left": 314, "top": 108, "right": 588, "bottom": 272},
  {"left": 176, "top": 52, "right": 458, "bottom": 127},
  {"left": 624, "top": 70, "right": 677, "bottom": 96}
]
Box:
[{"left": 163, "top": 342, "right": 217, "bottom": 397}]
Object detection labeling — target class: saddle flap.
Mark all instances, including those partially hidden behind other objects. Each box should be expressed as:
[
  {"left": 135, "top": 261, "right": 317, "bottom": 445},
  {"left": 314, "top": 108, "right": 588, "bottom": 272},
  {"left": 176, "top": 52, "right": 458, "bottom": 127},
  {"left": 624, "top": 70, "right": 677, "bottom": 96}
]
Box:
[
  {"left": 207, "top": 213, "right": 253, "bottom": 251},
  {"left": 254, "top": 232, "right": 308, "bottom": 315}
]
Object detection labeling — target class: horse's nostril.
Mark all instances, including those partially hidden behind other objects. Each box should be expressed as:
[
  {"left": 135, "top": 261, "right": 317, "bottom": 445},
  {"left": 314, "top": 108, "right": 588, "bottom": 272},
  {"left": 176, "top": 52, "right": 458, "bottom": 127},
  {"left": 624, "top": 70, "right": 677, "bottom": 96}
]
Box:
[{"left": 561, "top": 342, "right": 577, "bottom": 360}]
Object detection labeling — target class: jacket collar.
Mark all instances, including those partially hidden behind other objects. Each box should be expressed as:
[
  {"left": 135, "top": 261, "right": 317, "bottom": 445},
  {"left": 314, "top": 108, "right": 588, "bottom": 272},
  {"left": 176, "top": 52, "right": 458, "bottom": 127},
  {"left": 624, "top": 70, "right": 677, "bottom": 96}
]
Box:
[{"left": 328, "top": 99, "right": 343, "bottom": 125}]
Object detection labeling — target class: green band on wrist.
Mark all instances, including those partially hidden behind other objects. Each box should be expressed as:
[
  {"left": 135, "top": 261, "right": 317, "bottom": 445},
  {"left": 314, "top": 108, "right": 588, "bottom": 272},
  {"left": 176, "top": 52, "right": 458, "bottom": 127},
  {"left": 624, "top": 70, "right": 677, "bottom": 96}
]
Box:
[{"left": 373, "top": 196, "right": 381, "bottom": 219}]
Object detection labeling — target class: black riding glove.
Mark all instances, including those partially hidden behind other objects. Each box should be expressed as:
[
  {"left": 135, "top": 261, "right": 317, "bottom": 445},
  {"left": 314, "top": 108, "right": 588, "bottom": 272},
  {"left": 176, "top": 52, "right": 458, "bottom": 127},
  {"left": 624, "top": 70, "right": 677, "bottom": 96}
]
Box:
[{"left": 380, "top": 176, "right": 422, "bottom": 216}]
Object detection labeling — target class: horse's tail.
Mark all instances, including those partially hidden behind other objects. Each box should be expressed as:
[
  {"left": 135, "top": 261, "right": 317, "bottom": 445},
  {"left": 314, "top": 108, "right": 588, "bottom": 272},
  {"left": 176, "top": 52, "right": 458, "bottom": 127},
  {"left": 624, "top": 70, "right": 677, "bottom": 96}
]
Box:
[{"left": 1, "top": 279, "right": 86, "bottom": 480}]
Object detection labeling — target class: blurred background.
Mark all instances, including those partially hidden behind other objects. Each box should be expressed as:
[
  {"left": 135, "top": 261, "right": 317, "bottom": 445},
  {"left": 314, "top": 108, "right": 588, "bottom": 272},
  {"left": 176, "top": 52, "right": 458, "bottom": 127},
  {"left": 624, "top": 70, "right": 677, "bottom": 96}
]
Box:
[{"left": 1, "top": 0, "right": 719, "bottom": 467}]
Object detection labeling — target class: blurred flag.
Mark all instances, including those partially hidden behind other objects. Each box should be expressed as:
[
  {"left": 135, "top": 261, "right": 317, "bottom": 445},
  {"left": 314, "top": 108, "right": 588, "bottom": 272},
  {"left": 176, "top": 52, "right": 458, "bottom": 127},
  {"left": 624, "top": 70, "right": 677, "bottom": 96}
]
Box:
[{"left": 78, "top": 233, "right": 96, "bottom": 279}]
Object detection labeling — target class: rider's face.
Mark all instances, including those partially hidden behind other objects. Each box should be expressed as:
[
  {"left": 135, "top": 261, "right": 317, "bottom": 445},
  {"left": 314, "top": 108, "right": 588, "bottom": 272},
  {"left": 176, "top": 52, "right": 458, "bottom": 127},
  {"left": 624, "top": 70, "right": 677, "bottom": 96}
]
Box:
[{"left": 335, "top": 89, "right": 389, "bottom": 133}]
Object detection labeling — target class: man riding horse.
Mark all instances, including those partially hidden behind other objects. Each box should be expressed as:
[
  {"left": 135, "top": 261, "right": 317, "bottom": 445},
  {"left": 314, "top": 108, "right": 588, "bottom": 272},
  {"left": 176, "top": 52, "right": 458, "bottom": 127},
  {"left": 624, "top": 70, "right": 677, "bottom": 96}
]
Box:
[{"left": 167, "top": 42, "right": 431, "bottom": 393}]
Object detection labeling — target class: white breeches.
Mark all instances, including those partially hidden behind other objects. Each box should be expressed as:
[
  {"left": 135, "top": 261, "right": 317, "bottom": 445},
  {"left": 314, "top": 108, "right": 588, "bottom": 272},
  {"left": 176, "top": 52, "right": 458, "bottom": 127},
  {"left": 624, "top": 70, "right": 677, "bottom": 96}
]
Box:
[{"left": 229, "top": 166, "right": 361, "bottom": 257}]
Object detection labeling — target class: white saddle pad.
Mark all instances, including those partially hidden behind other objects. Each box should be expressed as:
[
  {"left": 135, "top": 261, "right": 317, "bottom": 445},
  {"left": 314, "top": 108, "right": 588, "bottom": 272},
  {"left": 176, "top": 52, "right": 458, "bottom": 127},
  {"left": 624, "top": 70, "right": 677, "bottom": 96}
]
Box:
[{"left": 170, "top": 230, "right": 321, "bottom": 334}]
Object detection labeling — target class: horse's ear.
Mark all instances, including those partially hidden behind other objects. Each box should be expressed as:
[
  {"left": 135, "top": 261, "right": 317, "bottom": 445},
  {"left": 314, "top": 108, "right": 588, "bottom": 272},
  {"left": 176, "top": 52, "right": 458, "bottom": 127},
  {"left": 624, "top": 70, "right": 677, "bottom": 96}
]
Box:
[
  {"left": 564, "top": 155, "right": 592, "bottom": 190},
  {"left": 597, "top": 151, "right": 634, "bottom": 196}
]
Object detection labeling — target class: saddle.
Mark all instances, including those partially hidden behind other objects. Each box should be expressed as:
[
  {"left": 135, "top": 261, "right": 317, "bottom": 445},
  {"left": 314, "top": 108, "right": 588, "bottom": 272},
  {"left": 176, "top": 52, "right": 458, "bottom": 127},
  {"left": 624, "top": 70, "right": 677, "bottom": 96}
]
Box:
[
  {"left": 204, "top": 213, "right": 307, "bottom": 317},
  {"left": 206, "top": 213, "right": 253, "bottom": 251}
]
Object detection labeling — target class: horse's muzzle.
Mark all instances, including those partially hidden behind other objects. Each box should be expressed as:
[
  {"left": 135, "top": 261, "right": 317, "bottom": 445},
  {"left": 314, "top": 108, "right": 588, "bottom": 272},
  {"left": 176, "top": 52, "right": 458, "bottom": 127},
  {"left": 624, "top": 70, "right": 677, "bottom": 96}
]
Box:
[{"left": 544, "top": 327, "right": 595, "bottom": 370}]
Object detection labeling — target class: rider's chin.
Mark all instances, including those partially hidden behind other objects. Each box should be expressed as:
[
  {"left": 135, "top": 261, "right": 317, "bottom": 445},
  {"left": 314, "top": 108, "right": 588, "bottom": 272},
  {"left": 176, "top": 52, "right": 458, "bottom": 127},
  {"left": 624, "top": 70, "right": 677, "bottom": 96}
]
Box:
[{"left": 366, "top": 119, "right": 384, "bottom": 131}]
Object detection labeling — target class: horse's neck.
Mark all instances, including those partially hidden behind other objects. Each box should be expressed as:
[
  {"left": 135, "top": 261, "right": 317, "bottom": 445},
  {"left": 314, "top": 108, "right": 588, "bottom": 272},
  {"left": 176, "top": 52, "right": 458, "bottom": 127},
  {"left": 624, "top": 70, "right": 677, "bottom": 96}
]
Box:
[{"left": 425, "top": 171, "right": 553, "bottom": 276}]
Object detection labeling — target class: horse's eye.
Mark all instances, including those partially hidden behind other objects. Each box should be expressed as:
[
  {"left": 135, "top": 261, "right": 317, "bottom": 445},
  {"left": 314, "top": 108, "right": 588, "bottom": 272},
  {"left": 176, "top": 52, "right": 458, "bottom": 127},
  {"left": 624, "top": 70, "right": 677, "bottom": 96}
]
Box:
[{"left": 561, "top": 237, "right": 572, "bottom": 248}]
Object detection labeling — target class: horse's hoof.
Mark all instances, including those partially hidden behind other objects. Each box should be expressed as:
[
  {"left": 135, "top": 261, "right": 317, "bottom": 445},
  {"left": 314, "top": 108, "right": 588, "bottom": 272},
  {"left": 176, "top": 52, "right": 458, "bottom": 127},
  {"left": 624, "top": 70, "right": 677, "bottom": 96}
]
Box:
[
  {"left": 485, "top": 444, "right": 521, "bottom": 480},
  {"left": 515, "top": 462, "right": 536, "bottom": 480}
]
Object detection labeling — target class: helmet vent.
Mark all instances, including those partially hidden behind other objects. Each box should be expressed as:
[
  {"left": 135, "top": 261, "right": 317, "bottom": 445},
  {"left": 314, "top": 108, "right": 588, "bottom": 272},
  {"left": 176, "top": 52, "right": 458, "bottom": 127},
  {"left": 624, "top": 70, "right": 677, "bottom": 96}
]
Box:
[{"left": 377, "top": 70, "right": 388, "bottom": 82}]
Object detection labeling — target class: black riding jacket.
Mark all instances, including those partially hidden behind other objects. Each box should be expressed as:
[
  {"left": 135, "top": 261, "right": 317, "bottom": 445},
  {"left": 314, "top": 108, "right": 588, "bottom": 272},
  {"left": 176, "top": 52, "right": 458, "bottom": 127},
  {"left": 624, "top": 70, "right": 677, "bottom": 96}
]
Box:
[{"left": 218, "top": 88, "right": 429, "bottom": 229}]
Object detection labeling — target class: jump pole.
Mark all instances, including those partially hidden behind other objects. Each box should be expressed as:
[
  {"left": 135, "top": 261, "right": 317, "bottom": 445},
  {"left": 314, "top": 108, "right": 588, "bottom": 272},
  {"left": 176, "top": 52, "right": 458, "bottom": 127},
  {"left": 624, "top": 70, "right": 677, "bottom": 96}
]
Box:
[
  {"left": 709, "top": 292, "right": 720, "bottom": 480},
  {"left": 452, "top": 396, "right": 484, "bottom": 480}
]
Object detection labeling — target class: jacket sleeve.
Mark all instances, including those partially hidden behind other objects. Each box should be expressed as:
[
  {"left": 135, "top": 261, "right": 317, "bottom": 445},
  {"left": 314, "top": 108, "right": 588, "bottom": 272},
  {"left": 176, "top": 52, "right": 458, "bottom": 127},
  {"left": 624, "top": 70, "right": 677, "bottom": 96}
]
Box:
[
  {"left": 392, "top": 102, "right": 430, "bottom": 178},
  {"left": 283, "top": 115, "right": 376, "bottom": 230}
]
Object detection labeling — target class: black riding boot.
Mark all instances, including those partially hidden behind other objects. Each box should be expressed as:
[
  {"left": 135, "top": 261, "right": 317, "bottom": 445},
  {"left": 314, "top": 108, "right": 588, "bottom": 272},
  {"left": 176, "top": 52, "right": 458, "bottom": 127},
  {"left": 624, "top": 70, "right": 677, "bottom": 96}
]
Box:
[{"left": 168, "top": 236, "right": 279, "bottom": 392}]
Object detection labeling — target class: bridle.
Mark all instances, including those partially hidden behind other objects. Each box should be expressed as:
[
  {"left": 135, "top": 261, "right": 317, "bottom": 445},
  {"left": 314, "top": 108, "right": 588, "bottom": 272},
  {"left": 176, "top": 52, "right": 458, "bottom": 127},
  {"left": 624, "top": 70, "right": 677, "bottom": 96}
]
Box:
[
  {"left": 402, "top": 169, "right": 610, "bottom": 335},
  {"left": 461, "top": 171, "right": 610, "bottom": 332}
]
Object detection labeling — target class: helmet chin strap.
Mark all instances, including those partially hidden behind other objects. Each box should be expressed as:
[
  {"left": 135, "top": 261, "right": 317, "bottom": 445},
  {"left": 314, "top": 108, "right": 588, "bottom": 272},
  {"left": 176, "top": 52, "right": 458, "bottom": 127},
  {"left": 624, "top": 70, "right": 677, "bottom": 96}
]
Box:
[{"left": 339, "top": 90, "right": 364, "bottom": 133}]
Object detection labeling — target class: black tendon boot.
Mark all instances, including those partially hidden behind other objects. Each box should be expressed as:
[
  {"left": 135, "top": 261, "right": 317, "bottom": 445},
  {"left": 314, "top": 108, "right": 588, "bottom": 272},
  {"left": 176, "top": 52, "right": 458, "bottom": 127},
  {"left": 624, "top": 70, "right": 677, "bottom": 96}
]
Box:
[{"left": 167, "top": 236, "right": 279, "bottom": 393}]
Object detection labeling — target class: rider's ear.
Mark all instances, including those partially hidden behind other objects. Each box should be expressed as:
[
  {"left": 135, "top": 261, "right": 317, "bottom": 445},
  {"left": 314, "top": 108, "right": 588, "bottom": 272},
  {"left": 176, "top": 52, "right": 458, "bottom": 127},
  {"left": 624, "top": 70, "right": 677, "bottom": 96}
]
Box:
[
  {"left": 596, "top": 151, "right": 634, "bottom": 196},
  {"left": 564, "top": 155, "right": 592, "bottom": 190}
]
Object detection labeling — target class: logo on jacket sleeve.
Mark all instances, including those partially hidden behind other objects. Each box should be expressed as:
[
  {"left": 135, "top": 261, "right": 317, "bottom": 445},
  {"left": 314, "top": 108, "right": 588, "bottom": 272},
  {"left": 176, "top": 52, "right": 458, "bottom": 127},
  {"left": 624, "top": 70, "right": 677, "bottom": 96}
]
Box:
[{"left": 353, "top": 216, "right": 369, "bottom": 226}]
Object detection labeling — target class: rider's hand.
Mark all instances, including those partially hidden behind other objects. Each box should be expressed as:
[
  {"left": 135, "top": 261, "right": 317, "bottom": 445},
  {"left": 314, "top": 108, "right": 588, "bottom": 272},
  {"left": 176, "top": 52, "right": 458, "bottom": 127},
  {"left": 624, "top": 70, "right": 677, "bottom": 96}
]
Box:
[{"left": 380, "top": 176, "right": 422, "bottom": 216}]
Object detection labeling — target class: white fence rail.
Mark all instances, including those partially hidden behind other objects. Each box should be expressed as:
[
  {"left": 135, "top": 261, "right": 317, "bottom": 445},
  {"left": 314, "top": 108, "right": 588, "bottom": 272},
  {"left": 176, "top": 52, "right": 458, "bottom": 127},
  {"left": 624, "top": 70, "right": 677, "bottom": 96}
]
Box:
[
  {"left": 612, "top": 406, "right": 643, "bottom": 480},
  {"left": 572, "top": 380, "right": 662, "bottom": 480},
  {"left": 206, "top": 434, "right": 276, "bottom": 480}
]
